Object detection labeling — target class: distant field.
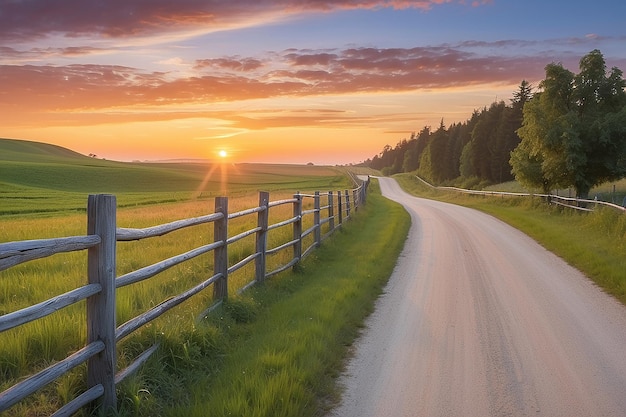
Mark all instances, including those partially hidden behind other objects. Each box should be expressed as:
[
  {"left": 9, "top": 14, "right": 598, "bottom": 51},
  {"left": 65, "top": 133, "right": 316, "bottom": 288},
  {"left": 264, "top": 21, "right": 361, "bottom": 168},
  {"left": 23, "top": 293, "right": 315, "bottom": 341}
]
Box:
[{"left": 0, "top": 138, "right": 354, "bottom": 217}]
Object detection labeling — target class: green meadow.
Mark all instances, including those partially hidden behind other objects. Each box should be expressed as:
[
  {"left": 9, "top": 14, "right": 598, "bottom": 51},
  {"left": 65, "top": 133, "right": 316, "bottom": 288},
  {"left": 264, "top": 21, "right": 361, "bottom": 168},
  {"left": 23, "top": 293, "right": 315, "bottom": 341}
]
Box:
[
  {"left": 1, "top": 138, "right": 392, "bottom": 416},
  {"left": 0, "top": 138, "right": 352, "bottom": 218}
]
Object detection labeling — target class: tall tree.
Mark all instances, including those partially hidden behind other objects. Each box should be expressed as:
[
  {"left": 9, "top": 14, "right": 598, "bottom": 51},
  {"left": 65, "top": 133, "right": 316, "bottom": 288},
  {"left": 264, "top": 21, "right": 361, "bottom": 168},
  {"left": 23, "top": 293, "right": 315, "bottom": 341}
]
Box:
[
  {"left": 514, "top": 50, "right": 626, "bottom": 197},
  {"left": 428, "top": 120, "right": 450, "bottom": 183},
  {"left": 509, "top": 134, "right": 553, "bottom": 194},
  {"left": 511, "top": 80, "right": 533, "bottom": 111}
]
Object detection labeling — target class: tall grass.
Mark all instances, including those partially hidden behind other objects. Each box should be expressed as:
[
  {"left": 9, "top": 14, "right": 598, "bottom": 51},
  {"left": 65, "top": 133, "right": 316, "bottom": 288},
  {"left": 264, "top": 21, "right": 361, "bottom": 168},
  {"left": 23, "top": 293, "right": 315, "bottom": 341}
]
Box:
[{"left": 0, "top": 175, "right": 353, "bottom": 415}]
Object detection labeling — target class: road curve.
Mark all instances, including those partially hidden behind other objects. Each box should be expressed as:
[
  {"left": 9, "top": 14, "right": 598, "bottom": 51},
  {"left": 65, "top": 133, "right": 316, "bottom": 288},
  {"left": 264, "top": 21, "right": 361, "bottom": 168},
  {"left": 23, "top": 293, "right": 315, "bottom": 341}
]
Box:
[{"left": 329, "top": 177, "right": 626, "bottom": 417}]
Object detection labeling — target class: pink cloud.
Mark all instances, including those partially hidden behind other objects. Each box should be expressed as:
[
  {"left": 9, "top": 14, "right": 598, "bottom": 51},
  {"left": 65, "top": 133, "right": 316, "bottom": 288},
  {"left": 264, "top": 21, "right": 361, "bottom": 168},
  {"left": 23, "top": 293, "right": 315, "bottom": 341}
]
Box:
[
  {"left": 0, "top": 44, "right": 553, "bottom": 126},
  {"left": 0, "top": 1, "right": 487, "bottom": 41},
  {"left": 195, "top": 57, "right": 265, "bottom": 72}
]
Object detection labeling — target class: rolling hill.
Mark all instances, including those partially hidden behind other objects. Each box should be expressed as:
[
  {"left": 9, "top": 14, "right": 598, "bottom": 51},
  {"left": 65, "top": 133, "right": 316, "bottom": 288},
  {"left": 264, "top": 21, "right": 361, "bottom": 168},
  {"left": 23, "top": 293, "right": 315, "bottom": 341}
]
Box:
[
  {"left": 0, "top": 138, "right": 351, "bottom": 216},
  {"left": 0, "top": 138, "right": 214, "bottom": 193},
  {"left": 0, "top": 138, "right": 94, "bottom": 163}
]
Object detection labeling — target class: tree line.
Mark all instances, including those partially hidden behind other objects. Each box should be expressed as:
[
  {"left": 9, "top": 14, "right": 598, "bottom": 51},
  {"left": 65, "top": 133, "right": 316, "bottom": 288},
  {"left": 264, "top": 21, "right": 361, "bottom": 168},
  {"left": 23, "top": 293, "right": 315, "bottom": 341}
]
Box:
[{"left": 363, "top": 50, "right": 626, "bottom": 197}]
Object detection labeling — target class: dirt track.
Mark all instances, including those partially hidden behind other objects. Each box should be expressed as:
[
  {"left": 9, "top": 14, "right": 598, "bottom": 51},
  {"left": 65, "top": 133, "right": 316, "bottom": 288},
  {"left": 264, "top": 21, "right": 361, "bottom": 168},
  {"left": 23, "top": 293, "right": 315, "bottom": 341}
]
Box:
[{"left": 328, "top": 177, "right": 626, "bottom": 417}]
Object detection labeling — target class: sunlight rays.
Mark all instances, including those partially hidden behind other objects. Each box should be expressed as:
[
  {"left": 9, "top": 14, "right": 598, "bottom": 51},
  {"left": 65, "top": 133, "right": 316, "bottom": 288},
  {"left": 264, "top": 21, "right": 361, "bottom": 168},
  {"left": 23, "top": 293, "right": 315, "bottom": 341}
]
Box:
[{"left": 193, "top": 150, "right": 236, "bottom": 198}]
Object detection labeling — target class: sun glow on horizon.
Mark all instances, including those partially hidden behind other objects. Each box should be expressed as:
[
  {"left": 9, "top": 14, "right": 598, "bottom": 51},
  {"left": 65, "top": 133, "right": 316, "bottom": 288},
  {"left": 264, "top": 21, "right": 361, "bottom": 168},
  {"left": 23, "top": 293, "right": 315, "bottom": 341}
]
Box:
[{"left": 218, "top": 149, "right": 228, "bottom": 158}]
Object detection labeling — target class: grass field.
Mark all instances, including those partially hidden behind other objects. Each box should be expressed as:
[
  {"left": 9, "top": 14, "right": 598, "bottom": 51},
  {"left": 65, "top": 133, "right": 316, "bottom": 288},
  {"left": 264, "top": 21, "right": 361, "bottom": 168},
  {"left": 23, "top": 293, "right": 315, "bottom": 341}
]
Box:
[
  {"left": 0, "top": 138, "right": 354, "bottom": 217},
  {"left": 0, "top": 138, "right": 376, "bottom": 415}
]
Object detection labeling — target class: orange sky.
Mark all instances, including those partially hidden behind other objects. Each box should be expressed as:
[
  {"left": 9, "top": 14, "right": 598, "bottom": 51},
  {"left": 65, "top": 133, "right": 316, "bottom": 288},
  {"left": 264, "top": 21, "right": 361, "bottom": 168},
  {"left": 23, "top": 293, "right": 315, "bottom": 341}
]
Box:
[
  {"left": 1, "top": 0, "right": 624, "bottom": 164},
  {"left": 2, "top": 87, "right": 517, "bottom": 164}
]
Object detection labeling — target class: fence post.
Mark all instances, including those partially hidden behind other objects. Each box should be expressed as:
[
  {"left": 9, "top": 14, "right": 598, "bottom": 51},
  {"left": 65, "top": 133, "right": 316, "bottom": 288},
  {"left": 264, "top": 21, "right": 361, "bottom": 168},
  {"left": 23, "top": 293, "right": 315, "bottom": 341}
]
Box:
[
  {"left": 361, "top": 178, "right": 369, "bottom": 204},
  {"left": 86, "top": 194, "right": 117, "bottom": 413},
  {"left": 293, "top": 193, "right": 302, "bottom": 269},
  {"left": 314, "top": 191, "right": 321, "bottom": 247},
  {"left": 327, "top": 191, "right": 335, "bottom": 233},
  {"left": 337, "top": 190, "right": 343, "bottom": 225},
  {"left": 255, "top": 191, "right": 269, "bottom": 283},
  {"left": 345, "top": 190, "right": 351, "bottom": 219},
  {"left": 353, "top": 189, "right": 358, "bottom": 212},
  {"left": 213, "top": 197, "right": 229, "bottom": 300}
]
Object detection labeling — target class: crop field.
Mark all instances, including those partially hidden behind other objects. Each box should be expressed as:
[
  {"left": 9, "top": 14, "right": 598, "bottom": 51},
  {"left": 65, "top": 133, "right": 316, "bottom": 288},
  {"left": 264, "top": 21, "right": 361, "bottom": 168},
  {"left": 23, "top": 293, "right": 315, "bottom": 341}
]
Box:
[{"left": 0, "top": 138, "right": 362, "bottom": 415}]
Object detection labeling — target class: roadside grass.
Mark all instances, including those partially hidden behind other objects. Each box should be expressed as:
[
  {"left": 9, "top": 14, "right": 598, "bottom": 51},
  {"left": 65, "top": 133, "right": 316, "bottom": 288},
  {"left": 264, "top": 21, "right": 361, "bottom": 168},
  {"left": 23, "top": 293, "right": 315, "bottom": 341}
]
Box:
[
  {"left": 126, "top": 180, "right": 410, "bottom": 417},
  {"left": 394, "top": 173, "right": 626, "bottom": 306},
  {"left": 482, "top": 177, "right": 626, "bottom": 205}
]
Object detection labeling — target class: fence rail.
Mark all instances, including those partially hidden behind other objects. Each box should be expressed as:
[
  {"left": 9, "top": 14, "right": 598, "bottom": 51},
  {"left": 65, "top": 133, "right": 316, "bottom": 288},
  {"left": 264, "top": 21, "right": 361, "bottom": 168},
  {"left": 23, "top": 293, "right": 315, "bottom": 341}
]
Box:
[
  {"left": 415, "top": 175, "right": 626, "bottom": 214},
  {"left": 0, "top": 179, "right": 369, "bottom": 416}
]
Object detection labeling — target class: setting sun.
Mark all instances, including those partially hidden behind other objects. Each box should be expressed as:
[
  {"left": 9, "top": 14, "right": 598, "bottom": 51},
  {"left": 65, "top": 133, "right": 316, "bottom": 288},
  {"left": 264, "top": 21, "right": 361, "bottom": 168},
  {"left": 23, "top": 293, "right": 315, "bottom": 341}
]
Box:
[{"left": 218, "top": 150, "right": 228, "bottom": 158}]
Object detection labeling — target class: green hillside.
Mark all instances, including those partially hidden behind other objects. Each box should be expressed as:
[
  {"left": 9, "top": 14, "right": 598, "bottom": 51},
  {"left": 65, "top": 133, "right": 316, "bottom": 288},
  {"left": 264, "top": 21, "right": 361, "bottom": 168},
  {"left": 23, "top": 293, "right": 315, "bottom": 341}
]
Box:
[
  {"left": 0, "top": 138, "right": 205, "bottom": 193},
  {"left": 0, "top": 138, "right": 351, "bottom": 216},
  {"left": 0, "top": 138, "right": 93, "bottom": 163}
]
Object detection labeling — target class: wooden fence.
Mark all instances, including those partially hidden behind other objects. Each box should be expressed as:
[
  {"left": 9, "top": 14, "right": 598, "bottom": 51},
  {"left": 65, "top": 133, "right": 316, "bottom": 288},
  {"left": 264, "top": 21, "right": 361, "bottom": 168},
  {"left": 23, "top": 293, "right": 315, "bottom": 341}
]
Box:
[
  {"left": 414, "top": 175, "right": 626, "bottom": 213},
  {"left": 0, "top": 179, "right": 369, "bottom": 416}
]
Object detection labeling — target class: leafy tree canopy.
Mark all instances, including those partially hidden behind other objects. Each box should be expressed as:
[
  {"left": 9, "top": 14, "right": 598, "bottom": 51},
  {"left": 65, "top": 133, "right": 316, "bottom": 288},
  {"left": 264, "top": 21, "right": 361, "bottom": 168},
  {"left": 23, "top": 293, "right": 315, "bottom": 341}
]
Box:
[{"left": 513, "top": 49, "right": 626, "bottom": 197}]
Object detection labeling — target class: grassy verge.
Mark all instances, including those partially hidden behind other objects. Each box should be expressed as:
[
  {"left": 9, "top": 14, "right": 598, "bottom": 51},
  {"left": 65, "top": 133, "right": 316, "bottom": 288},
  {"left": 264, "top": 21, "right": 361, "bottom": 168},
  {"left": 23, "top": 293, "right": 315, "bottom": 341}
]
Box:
[
  {"left": 114, "top": 180, "right": 410, "bottom": 416},
  {"left": 394, "top": 173, "right": 626, "bottom": 305}
]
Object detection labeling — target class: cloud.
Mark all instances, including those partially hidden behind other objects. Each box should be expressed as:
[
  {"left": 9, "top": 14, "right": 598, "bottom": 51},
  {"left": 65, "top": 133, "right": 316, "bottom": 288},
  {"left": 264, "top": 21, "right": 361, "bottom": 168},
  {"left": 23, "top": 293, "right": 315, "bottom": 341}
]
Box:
[
  {"left": 195, "top": 57, "right": 265, "bottom": 72},
  {"left": 0, "top": 1, "right": 488, "bottom": 42},
  {"left": 0, "top": 45, "right": 107, "bottom": 64},
  {"left": 6, "top": 34, "right": 621, "bottom": 132},
  {"left": 0, "top": 45, "right": 557, "bottom": 109},
  {"left": 1, "top": 42, "right": 560, "bottom": 133}
]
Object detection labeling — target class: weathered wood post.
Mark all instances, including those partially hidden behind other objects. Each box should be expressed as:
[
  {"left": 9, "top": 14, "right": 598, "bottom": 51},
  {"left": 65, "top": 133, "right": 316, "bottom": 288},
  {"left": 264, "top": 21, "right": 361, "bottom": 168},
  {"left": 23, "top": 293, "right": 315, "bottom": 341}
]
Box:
[
  {"left": 213, "top": 197, "right": 229, "bottom": 300},
  {"left": 293, "top": 193, "right": 302, "bottom": 269},
  {"left": 353, "top": 189, "right": 358, "bottom": 212},
  {"left": 361, "top": 178, "right": 368, "bottom": 204},
  {"left": 86, "top": 194, "right": 117, "bottom": 413},
  {"left": 345, "top": 190, "right": 351, "bottom": 219},
  {"left": 255, "top": 191, "right": 269, "bottom": 283},
  {"left": 327, "top": 191, "right": 335, "bottom": 233},
  {"left": 337, "top": 190, "right": 343, "bottom": 225},
  {"left": 314, "top": 191, "right": 321, "bottom": 247}
]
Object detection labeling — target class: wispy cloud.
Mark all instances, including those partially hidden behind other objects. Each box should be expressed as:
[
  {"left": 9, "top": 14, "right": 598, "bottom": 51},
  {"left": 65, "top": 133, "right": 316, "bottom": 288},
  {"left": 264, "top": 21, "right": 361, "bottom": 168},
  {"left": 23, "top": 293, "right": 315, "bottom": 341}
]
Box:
[
  {"left": 0, "top": 43, "right": 564, "bottom": 114},
  {"left": 195, "top": 57, "right": 265, "bottom": 72},
  {"left": 0, "top": 0, "right": 488, "bottom": 42}
]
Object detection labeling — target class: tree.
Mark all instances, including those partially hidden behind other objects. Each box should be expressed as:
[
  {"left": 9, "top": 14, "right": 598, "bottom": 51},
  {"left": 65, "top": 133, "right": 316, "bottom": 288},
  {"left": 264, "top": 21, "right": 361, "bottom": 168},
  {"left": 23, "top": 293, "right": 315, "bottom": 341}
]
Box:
[
  {"left": 511, "top": 80, "right": 533, "bottom": 111},
  {"left": 509, "top": 136, "right": 553, "bottom": 194},
  {"left": 513, "top": 50, "right": 626, "bottom": 198}
]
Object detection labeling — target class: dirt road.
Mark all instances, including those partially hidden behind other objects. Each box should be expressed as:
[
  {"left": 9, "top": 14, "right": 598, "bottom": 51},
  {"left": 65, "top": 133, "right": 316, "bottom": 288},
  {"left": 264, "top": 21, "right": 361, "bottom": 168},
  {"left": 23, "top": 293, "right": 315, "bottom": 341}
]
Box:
[{"left": 329, "top": 177, "right": 626, "bottom": 417}]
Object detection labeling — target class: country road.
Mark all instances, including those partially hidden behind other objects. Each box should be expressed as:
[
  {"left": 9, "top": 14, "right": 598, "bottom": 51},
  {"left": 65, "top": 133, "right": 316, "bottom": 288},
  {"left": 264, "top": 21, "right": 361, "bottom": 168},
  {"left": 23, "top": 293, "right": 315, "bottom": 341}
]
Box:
[{"left": 329, "top": 177, "right": 626, "bottom": 417}]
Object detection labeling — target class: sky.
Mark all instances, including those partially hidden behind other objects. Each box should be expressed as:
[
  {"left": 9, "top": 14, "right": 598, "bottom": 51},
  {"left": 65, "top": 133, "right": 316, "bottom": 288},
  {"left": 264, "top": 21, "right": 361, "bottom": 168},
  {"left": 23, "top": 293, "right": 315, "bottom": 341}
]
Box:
[{"left": 1, "top": 0, "right": 625, "bottom": 165}]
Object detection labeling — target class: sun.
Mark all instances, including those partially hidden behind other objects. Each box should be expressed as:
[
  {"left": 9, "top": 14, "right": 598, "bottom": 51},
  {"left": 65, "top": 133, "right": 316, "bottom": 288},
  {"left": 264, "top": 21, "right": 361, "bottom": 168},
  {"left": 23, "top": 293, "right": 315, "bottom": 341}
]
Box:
[{"left": 218, "top": 149, "right": 228, "bottom": 158}]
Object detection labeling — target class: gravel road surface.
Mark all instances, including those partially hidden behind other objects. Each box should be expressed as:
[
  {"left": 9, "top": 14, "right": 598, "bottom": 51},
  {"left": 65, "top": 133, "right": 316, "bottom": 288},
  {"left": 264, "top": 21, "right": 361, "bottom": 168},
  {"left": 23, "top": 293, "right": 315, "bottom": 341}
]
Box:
[{"left": 328, "top": 177, "right": 626, "bottom": 417}]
